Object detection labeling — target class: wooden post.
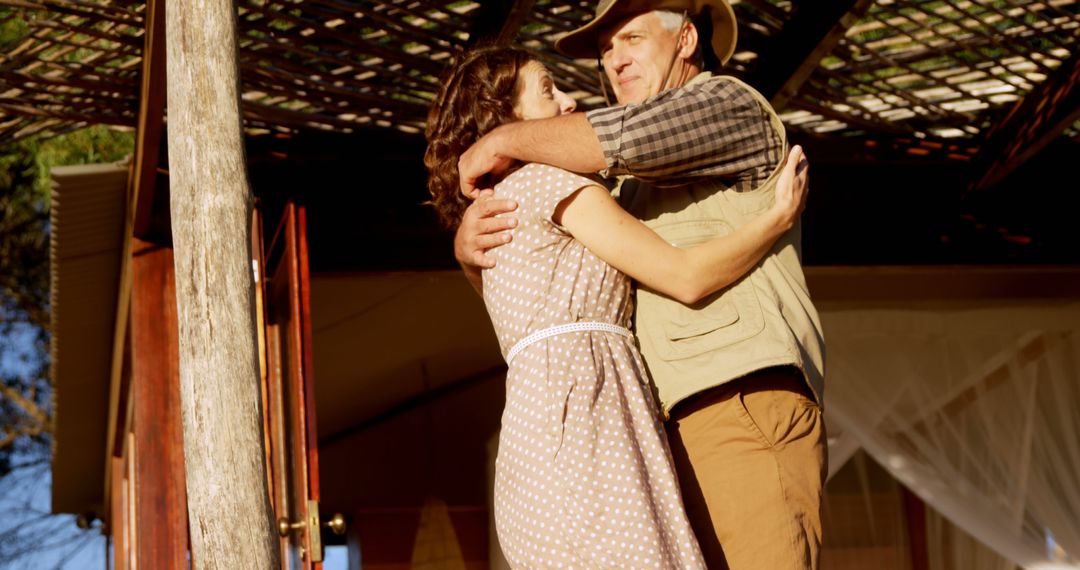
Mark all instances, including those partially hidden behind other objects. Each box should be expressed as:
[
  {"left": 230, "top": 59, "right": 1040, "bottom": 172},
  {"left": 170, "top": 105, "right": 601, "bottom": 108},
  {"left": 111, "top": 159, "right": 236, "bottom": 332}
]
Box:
[{"left": 164, "top": 0, "right": 280, "bottom": 564}]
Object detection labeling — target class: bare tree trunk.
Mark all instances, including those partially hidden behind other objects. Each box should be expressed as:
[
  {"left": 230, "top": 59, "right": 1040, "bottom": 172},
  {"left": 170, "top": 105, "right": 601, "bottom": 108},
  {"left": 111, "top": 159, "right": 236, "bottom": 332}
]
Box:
[{"left": 165, "top": 0, "right": 279, "bottom": 566}]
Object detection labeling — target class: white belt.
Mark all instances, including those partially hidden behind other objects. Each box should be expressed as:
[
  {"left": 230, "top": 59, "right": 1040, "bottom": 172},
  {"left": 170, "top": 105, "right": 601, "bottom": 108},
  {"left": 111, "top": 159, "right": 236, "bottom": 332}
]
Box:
[{"left": 505, "top": 321, "right": 632, "bottom": 365}]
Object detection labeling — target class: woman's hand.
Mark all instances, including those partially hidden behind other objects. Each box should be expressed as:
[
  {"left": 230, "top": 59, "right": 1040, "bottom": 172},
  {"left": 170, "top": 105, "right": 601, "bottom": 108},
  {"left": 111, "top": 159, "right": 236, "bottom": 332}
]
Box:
[{"left": 770, "top": 145, "right": 810, "bottom": 230}]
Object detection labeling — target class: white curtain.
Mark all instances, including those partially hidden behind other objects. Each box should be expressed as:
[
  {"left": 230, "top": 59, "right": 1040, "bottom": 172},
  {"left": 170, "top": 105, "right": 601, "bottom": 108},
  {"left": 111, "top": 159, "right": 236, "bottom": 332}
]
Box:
[
  {"left": 822, "top": 300, "right": 1080, "bottom": 570},
  {"left": 821, "top": 450, "right": 914, "bottom": 570}
]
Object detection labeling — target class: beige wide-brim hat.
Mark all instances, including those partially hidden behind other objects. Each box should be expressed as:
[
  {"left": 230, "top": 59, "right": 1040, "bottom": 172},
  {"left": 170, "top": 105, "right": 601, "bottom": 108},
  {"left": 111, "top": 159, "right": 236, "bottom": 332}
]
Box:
[{"left": 555, "top": 0, "right": 738, "bottom": 64}]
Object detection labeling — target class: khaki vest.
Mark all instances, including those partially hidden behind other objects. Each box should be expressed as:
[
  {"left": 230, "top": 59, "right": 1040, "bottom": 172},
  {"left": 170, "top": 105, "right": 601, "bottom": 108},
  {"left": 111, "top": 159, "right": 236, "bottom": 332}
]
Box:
[{"left": 619, "top": 73, "right": 825, "bottom": 415}]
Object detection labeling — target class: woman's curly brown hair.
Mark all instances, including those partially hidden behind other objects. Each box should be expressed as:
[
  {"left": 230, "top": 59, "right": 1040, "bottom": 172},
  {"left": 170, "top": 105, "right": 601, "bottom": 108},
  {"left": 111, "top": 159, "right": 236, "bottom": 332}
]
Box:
[{"left": 424, "top": 46, "right": 533, "bottom": 229}]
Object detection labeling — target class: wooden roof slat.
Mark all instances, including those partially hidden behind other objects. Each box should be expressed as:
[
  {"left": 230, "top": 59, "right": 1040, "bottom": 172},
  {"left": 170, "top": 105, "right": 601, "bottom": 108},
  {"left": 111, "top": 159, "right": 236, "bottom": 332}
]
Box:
[
  {"left": 0, "top": 99, "right": 133, "bottom": 125},
  {"left": 0, "top": 0, "right": 1077, "bottom": 149},
  {"left": 235, "top": 0, "right": 446, "bottom": 77},
  {"left": 0, "top": 88, "right": 136, "bottom": 118},
  {"left": 977, "top": 0, "right": 1074, "bottom": 51},
  {"left": 845, "top": 15, "right": 986, "bottom": 123},
  {"left": 467, "top": 0, "right": 537, "bottom": 47},
  {"left": 238, "top": 66, "right": 430, "bottom": 126},
  {"left": 28, "top": 19, "right": 144, "bottom": 50},
  {"left": 854, "top": 2, "right": 1073, "bottom": 73},
  {"left": 238, "top": 37, "right": 437, "bottom": 96},
  {"left": 751, "top": 0, "right": 874, "bottom": 108},
  {"left": 0, "top": 0, "right": 142, "bottom": 23},
  {"left": 929, "top": 0, "right": 1060, "bottom": 74},
  {"left": 866, "top": 1, "right": 1072, "bottom": 114},
  {"left": 807, "top": 64, "right": 936, "bottom": 129},
  {"left": 779, "top": 0, "right": 1080, "bottom": 138},
  {"left": 969, "top": 48, "right": 1080, "bottom": 190},
  {"left": 885, "top": 3, "right": 1063, "bottom": 74},
  {"left": 5, "top": 35, "right": 140, "bottom": 68},
  {"left": 520, "top": 3, "right": 584, "bottom": 31},
  {"left": 4, "top": 24, "right": 87, "bottom": 64},
  {"left": 238, "top": 34, "right": 437, "bottom": 94},
  {"left": 0, "top": 96, "right": 135, "bottom": 123},
  {"left": 239, "top": 60, "right": 430, "bottom": 116},
  {"left": 839, "top": 24, "right": 1069, "bottom": 74},
  {"left": 741, "top": 0, "right": 791, "bottom": 25},
  {"left": 872, "top": 12, "right": 1022, "bottom": 105},
  {"left": 0, "top": 71, "right": 137, "bottom": 99},
  {"left": 305, "top": 0, "right": 464, "bottom": 54},
  {"left": 356, "top": 0, "right": 473, "bottom": 35},
  {"left": 359, "top": 0, "right": 480, "bottom": 34},
  {"left": 0, "top": 117, "right": 80, "bottom": 143},
  {"left": 783, "top": 89, "right": 914, "bottom": 134}
]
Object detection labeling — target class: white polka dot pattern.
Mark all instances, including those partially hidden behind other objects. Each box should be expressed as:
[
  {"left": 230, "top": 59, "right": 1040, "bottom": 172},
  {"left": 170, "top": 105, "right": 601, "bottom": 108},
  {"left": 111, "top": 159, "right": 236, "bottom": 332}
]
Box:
[{"left": 483, "top": 163, "right": 705, "bottom": 568}]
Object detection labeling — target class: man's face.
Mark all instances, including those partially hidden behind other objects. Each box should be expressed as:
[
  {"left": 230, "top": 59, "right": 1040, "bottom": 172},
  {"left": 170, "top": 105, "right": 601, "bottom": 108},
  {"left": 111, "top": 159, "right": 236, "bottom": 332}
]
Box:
[{"left": 598, "top": 11, "right": 682, "bottom": 105}]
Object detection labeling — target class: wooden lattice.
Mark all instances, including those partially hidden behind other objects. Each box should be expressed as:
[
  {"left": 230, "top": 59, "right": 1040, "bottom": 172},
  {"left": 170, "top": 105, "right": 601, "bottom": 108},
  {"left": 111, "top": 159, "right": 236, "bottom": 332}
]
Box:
[
  {"left": 0, "top": 0, "right": 143, "bottom": 141},
  {"left": 779, "top": 0, "right": 1080, "bottom": 139},
  {"left": 0, "top": 0, "right": 1078, "bottom": 149}
]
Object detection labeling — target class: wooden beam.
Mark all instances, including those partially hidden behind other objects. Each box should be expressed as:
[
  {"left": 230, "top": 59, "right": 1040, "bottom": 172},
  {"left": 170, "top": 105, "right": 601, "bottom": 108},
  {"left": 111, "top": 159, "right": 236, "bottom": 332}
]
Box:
[
  {"left": 750, "top": 0, "right": 875, "bottom": 109},
  {"left": 969, "top": 50, "right": 1080, "bottom": 192},
  {"left": 103, "top": 0, "right": 166, "bottom": 525},
  {"left": 109, "top": 455, "right": 128, "bottom": 570},
  {"left": 130, "top": 0, "right": 167, "bottom": 238},
  {"left": 466, "top": 0, "right": 537, "bottom": 47},
  {"left": 130, "top": 240, "right": 189, "bottom": 568}
]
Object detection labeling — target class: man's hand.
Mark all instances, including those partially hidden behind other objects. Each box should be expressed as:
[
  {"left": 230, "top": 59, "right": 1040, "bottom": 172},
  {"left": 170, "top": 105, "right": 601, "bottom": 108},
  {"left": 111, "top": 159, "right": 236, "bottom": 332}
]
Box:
[
  {"left": 458, "top": 115, "right": 607, "bottom": 197},
  {"left": 454, "top": 190, "right": 519, "bottom": 269},
  {"left": 459, "top": 129, "right": 514, "bottom": 199}
]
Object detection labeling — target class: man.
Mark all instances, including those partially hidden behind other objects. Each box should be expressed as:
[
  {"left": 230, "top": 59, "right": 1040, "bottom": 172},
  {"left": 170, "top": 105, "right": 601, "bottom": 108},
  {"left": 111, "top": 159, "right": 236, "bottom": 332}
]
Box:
[{"left": 456, "top": 1, "right": 827, "bottom": 568}]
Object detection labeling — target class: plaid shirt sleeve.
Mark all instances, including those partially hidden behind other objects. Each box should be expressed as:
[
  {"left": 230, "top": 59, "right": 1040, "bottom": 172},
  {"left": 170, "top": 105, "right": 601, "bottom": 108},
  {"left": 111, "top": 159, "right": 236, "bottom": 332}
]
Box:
[{"left": 585, "top": 77, "right": 784, "bottom": 191}]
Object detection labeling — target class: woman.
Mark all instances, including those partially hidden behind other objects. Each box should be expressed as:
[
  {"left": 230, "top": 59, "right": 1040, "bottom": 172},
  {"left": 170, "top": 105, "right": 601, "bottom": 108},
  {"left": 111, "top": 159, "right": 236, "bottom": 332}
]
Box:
[{"left": 425, "top": 47, "right": 807, "bottom": 568}]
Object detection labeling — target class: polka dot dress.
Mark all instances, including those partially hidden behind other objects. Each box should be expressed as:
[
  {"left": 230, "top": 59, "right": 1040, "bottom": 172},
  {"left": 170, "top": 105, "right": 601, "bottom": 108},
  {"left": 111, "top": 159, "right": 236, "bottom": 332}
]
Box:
[{"left": 483, "top": 163, "right": 705, "bottom": 569}]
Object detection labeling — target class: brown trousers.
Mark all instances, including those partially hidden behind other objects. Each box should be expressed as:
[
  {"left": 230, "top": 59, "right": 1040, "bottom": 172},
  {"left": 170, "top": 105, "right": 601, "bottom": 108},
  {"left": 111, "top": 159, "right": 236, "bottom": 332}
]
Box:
[{"left": 666, "top": 366, "right": 827, "bottom": 570}]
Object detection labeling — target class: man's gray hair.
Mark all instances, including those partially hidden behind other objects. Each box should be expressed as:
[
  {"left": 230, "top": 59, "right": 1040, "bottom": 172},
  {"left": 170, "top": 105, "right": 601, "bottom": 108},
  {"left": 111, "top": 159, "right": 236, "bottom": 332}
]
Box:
[
  {"left": 651, "top": 10, "right": 705, "bottom": 66},
  {"left": 654, "top": 9, "right": 685, "bottom": 31}
]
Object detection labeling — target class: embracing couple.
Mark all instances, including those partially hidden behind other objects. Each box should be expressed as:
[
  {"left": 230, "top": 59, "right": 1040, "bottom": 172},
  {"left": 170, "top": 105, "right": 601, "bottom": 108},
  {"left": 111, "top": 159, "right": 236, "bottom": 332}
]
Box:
[{"left": 423, "top": 0, "right": 827, "bottom": 567}]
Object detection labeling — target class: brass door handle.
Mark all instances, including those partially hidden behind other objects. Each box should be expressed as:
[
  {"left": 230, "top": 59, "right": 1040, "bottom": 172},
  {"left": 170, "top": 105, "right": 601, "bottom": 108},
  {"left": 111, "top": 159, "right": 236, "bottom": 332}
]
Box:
[
  {"left": 277, "top": 517, "right": 304, "bottom": 537},
  {"left": 277, "top": 512, "right": 345, "bottom": 536},
  {"left": 322, "top": 512, "right": 346, "bottom": 536},
  {"left": 275, "top": 501, "right": 345, "bottom": 562},
  {"left": 276, "top": 513, "right": 344, "bottom": 536}
]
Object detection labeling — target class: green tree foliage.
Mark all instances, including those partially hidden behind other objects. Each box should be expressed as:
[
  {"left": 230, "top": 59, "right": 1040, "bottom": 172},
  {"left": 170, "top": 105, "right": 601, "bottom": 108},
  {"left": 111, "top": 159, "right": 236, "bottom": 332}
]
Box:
[
  {"left": 0, "top": 126, "right": 132, "bottom": 474},
  {"left": 0, "top": 136, "right": 51, "bottom": 477},
  {"left": 0, "top": 126, "right": 132, "bottom": 567}
]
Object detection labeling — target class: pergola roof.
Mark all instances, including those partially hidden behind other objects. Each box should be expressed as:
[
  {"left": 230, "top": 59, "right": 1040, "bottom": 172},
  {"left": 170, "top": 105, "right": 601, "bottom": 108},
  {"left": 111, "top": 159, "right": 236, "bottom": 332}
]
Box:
[{"left": 1, "top": 0, "right": 1078, "bottom": 159}]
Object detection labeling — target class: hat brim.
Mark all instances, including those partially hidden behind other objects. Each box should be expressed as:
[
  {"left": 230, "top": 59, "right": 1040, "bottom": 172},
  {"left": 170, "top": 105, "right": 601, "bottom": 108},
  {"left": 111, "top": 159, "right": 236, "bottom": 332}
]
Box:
[{"left": 554, "top": 0, "right": 737, "bottom": 66}]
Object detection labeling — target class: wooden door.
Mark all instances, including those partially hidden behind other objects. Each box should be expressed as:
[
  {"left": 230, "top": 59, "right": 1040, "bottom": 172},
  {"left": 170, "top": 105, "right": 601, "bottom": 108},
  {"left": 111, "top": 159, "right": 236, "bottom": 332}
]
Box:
[{"left": 256, "top": 201, "right": 337, "bottom": 568}]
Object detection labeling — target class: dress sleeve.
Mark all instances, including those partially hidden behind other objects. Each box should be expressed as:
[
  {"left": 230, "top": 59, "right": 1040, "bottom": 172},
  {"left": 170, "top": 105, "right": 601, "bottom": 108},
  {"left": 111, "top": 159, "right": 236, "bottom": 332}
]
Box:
[
  {"left": 585, "top": 77, "right": 783, "bottom": 189},
  {"left": 499, "top": 163, "right": 600, "bottom": 226}
]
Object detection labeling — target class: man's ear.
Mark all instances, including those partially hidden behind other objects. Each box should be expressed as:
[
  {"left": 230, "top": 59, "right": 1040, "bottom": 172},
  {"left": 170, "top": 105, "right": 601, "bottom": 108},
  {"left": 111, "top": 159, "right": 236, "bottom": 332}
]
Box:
[{"left": 679, "top": 21, "right": 699, "bottom": 61}]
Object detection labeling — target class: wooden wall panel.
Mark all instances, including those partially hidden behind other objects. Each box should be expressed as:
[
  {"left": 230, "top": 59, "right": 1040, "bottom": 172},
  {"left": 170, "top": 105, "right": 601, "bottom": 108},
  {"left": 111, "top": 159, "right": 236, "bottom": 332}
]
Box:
[{"left": 130, "top": 240, "right": 189, "bottom": 567}]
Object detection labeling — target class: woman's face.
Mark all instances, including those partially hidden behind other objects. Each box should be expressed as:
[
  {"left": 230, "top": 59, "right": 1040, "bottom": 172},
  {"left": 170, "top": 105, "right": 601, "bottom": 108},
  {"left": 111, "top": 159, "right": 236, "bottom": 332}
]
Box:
[{"left": 514, "top": 60, "right": 577, "bottom": 120}]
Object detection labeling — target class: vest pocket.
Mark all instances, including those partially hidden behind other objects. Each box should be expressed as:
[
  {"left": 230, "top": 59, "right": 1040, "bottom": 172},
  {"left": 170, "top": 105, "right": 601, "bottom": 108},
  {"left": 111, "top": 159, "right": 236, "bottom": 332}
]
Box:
[
  {"left": 665, "top": 304, "right": 738, "bottom": 341},
  {"left": 639, "top": 220, "right": 766, "bottom": 361}
]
